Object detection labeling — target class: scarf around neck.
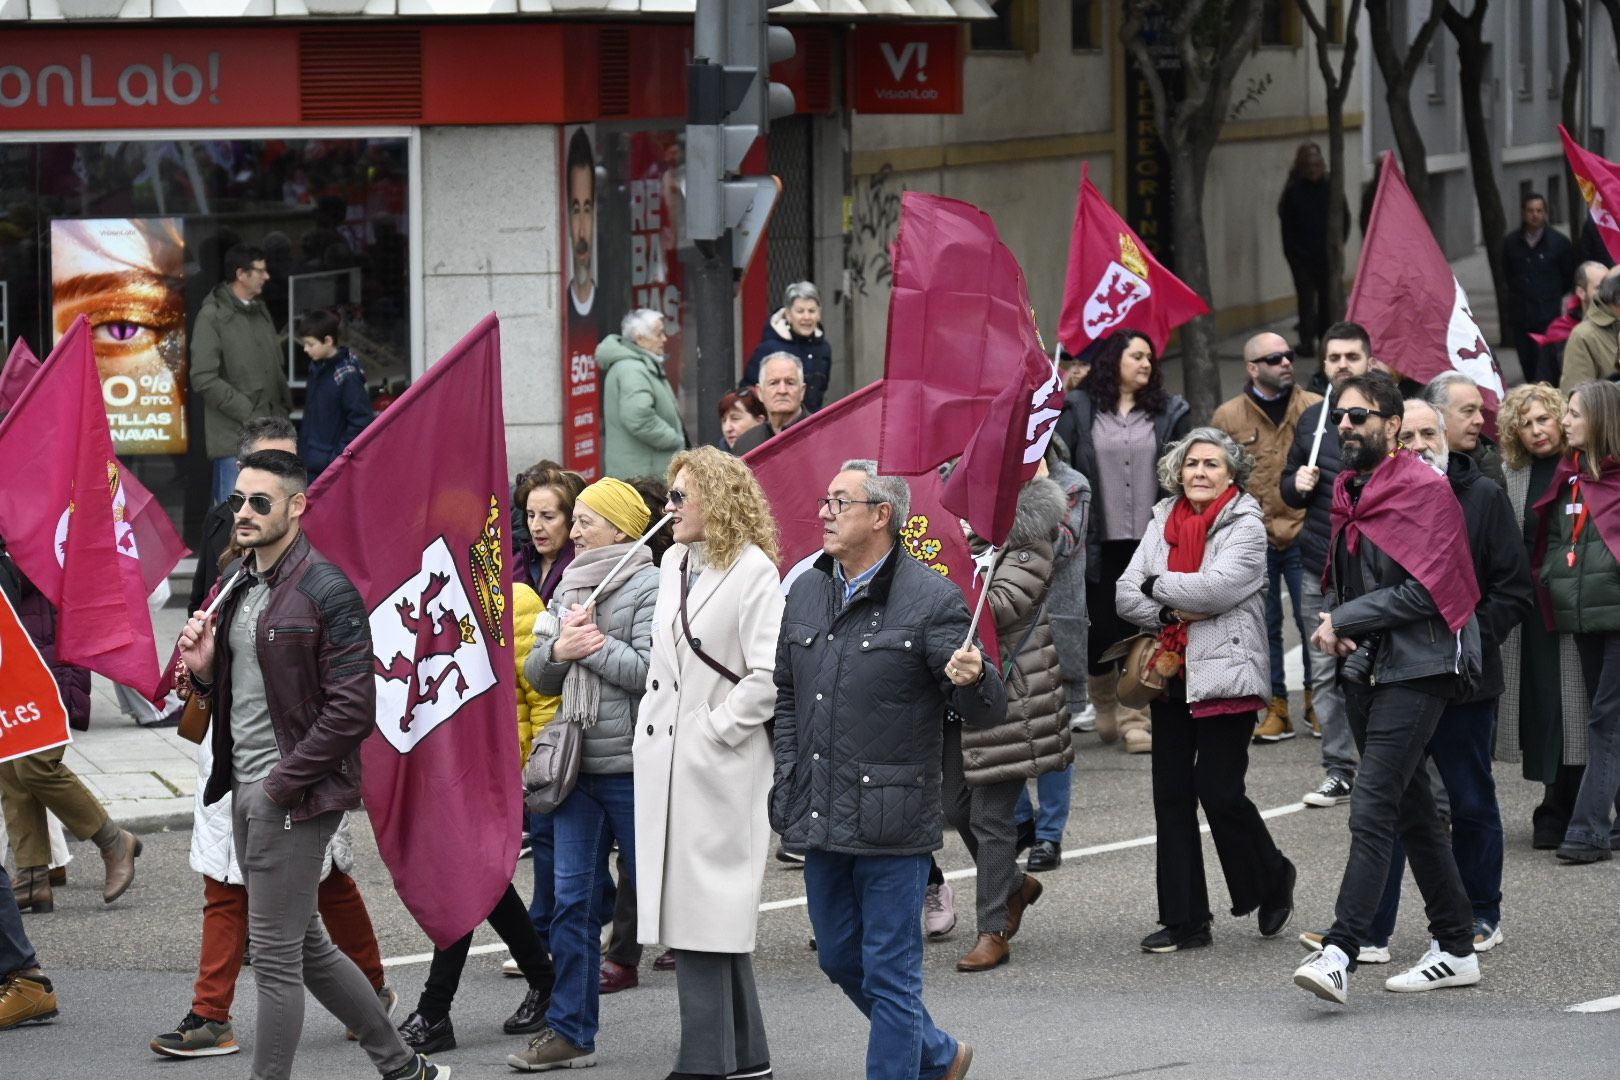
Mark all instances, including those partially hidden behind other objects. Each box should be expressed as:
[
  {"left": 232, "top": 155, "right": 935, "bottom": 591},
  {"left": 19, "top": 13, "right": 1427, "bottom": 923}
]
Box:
[
  {"left": 533, "top": 541, "right": 654, "bottom": 728},
  {"left": 1156, "top": 485, "right": 1241, "bottom": 659}
]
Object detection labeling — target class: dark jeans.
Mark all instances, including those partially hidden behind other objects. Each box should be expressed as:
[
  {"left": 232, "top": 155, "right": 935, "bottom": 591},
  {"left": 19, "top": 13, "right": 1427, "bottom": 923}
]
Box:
[
  {"left": 1324, "top": 683, "right": 1474, "bottom": 967},
  {"left": 1014, "top": 765, "right": 1073, "bottom": 844},
  {"left": 418, "top": 884, "right": 554, "bottom": 1021},
  {"left": 604, "top": 850, "right": 642, "bottom": 968},
  {"left": 1286, "top": 255, "right": 1331, "bottom": 351},
  {"left": 1266, "top": 544, "right": 1312, "bottom": 698},
  {"left": 1535, "top": 765, "right": 1620, "bottom": 841},
  {"left": 1568, "top": 633, "right": 1620, "bottom": 850},
  {"left": 1150, "top": 687, "right": 1289, "bottom": 927},
  {"left": 528, "top": 810, "right": 617, "bottom": 958},
  {"left": 0, "top": 863, "right": 37, "bottom": 977},
  {"left": 804, "top": 851, "right": 959, "bottom": 1080},
  {"left": 1514, "top": 329, "right": 1543, "bottom": 384},
  {"left": 1369, "top": 698, "right": 1505, "bottom": 937}
]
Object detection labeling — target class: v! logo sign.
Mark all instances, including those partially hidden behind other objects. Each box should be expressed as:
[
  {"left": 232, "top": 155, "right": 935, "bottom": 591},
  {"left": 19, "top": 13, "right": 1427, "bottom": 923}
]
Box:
[{"left": 0, "top": 587, "right": 71, "bottom": 765}]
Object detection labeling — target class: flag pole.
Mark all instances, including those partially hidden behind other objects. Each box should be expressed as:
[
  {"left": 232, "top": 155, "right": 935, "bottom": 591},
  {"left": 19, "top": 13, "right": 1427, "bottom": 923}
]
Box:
[
  {"left": 962, "top": 545, "right": 1005, "bottom": 651},
  {"left": 1307, "top": 382, "right": 1332, "bottom": 469},
  {"left": 581, "top": 512, "right": 676, "bottom": 610}
]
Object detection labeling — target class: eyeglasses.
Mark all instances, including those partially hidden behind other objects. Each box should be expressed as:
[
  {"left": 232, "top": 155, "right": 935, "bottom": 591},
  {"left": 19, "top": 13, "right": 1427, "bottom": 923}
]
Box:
[
  {"left": 1252, "top": 350, "right": 1296, "bottom": 366},
  {"left": 1330, "top": 407, "right": 1391, "bottom": 426},
  {"left": 818, "top": 497, "right": 880, "bottom": 516},
  {"left": 667, "top": 489, "right": 688, "bottom": 508},
  {"left": 228, "top": 492, "right": 291, "bottom": 516}
]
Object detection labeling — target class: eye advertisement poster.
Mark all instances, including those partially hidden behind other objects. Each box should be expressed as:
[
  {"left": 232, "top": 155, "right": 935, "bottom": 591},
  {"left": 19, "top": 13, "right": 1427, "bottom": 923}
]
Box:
[{"left": 50, "top": 217, "right": 188, "bottom": 455}]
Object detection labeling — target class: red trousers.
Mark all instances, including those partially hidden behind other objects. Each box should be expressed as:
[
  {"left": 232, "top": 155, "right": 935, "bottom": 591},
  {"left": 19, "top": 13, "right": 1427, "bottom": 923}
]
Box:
[{"left": 193, "top": 871, "right": 385, "bottom": 1022}]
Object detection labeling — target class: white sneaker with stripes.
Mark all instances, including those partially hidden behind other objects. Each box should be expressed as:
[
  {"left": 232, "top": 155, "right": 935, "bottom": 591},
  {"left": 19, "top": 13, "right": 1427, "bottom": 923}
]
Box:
[
  {"left": 1293, "top": 945, "right": 1351, "bottom": 1005},
  {"left": 1383, "top": 940, "right": 1480, "bottom": 993}
]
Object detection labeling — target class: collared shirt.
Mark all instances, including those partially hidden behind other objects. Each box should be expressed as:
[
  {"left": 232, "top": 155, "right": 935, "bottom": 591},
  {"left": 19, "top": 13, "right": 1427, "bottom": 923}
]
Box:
[
  {"left": 834, "top": 548, "right": 892, "bottom": 608},
  {"left": 1094, "top": 407, "right": 1159, "bottom": 541},
  {"left": 228, "top": 563, "right": 281, "bottom": 784}
]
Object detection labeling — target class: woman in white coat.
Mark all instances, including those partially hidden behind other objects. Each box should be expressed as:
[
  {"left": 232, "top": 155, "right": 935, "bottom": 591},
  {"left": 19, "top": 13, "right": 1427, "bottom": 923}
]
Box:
[{"left": 635, "top": 446, "right": 784, "bottom": 1080}]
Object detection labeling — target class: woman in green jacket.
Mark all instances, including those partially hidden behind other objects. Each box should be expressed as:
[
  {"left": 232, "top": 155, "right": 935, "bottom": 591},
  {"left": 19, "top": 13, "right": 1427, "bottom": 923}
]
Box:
[{"left": 597, "top": 309, "right": 686, "bottom": 479}]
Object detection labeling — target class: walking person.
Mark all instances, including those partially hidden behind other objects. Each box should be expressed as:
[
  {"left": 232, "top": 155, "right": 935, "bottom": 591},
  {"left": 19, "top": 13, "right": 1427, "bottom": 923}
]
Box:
[
  {"left": 1277, "top": 142, "right": 1346, "bottom": 358},
  {"left": 770, "top": 460, "right": 1005, "bottom": 1080},
  {"left": 508, "top": 478, "right": 660, "bottom": 1071},
  {"left": 1534, "top": 380, "right": 1620, "bottom": 864},
  {"left": 1116, "top": 429, "right": 1296, "bottom": 953},
  {"left": 177, "top": 449, "right": 440, "bottom": 1080},
  {"left": 634, "top": 447, "right": 784, "bottom": 1080},
  {"left": 1502, "top": 191, "right": 1576, "bottom": 383}
]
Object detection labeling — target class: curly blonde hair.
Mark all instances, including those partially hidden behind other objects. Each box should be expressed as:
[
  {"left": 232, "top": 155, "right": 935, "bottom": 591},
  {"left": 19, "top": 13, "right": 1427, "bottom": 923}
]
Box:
[
  {"left": 666, "top": 446, "right": 780, "bottom": 569},
  {"left": 1497, "top": 382, "right": 1567, "bottom": 470}
]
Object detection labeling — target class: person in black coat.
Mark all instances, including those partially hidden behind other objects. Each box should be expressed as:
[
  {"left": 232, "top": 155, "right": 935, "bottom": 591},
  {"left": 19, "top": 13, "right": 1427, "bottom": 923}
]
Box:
[
  {"left": 742, "top": 281, "right": 833, "bottom": 411},
  {"left": 1502, "top": 192, "right": 1576, "bottom": 383},
  {"left": 186, "top": 416, "right": 299, "bottom": 612},
  {"left": 1278, "top": 143, "right": 1349, "bottom": 357}
]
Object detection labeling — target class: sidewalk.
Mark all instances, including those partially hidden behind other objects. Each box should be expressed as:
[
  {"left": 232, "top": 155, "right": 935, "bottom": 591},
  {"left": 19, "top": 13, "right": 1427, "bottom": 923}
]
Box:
[{"left": 59, "top": 245, "right": 1506, "bottom": 835}]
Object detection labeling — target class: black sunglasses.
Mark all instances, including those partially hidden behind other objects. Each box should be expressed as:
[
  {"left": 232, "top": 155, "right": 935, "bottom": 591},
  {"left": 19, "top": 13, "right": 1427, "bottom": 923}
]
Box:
[
  {"left": 1330, "top": 407, "right": 1391, "bottom": 426},
  {"left": 1253, "top": 350, "right": 1296, "bottom": 366},
  {"left": 667, "top": 489, "right": 688, "bottom": 508},
  {"left": 228, "top": 492, "right": 291, "bottom": 516}
]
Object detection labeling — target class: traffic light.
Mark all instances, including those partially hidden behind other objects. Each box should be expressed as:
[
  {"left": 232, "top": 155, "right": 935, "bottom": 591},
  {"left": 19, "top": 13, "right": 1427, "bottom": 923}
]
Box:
[{"left": 687, "top": 0, "right": 795, "bottom": 268}]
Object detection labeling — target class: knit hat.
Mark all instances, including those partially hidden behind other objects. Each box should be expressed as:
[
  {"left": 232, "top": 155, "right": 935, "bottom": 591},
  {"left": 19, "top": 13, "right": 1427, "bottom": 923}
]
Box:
[{"left": 577, "top": 477, "right": 651, "bottom": 539}]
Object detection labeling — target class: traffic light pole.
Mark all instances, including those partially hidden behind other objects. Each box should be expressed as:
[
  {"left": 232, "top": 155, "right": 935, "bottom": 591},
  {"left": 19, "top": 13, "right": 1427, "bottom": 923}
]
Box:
[{"left": 687, "top": 233, "right": 735, "bottom": 449}]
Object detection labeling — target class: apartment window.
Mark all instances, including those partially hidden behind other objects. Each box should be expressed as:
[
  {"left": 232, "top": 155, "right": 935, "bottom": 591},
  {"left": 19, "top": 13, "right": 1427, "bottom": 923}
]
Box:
[
  {"left": 1071, "top": 0, "right": 1103, "bottom": 50},
  {"left": 971, "top": 0, "right": 1038, "bottom": 53},
  {"left": 1426, "top": 41, "right": 1444, "bottom": 102},
  {"left": 1259, "top": 0, "right": 1303, "bottom": 46},
  {"left": 1547, "top": 1, "right": 1562, "bottom": 96},
  {"left": 1548, "top": 174, "right": 1564, "bottom": 223},
  {"left": 1516, "top": 0, "right": 1534, "bottom": 98}
]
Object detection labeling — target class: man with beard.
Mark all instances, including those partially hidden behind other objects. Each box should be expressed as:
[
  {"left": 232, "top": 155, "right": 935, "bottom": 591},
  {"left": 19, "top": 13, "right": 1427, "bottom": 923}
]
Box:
[
  {"left": 566, "top": 129, "right": 597, "bottom": 318},
  {"left": 178, "top": 450, "right": 443, "bottom": 1080},
  {"left": 1292, "top": 374, "right": 1484, "bottom": 1005},
  {"left": 1213, "top": 332, "right": 1323, "bottom": 742},
  {"left": 1280, "top": 322, "right": 1373, "bottom": 805}
]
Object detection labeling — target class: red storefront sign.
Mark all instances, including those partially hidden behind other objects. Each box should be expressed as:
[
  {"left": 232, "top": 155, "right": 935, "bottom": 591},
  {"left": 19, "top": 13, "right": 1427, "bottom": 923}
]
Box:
[{"left": 848, "top": 24, "right": 963, "bottom": 115}]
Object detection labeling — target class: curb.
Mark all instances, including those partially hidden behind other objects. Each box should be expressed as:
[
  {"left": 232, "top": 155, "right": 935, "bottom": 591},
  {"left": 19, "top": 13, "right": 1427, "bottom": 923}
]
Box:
[{"left": 119, "top": 811, "right": 196, "bottom": 834}]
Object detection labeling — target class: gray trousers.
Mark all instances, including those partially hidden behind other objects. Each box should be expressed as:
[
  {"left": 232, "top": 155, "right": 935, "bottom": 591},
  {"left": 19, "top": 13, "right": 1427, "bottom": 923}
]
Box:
[
  {"left": 940, "top": 721, "right": 1023, "bottom": 935},
  {"left": 1303, "top": 573, "right": 1358, "bottom": 781},
  {"left": 672, "top": 949, "right": 769, "bottom": 1075},
  {"left": 232, "top": 779, "right": 412, "bottom": 1080}
]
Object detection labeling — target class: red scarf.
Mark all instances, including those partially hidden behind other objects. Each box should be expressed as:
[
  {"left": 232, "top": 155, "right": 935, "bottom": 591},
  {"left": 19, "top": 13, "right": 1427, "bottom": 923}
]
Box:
[{"left": 1157, "top": 484, "right": 1241, "bottom": 658}]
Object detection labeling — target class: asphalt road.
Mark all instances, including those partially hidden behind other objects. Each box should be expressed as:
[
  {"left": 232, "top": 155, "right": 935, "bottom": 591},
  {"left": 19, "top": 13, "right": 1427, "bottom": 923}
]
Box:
[{"left": 9, "top": 724, "right": 1620, "bottom": 1079}]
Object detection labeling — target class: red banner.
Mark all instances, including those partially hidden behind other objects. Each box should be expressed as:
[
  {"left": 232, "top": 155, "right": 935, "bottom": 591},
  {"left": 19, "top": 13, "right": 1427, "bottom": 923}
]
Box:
[
  {"left": 1560, "top": 124, "right": 1620, "bottom": 264},
  {"left": 0, "top": 587, "right": 71, "bottom": 767}
]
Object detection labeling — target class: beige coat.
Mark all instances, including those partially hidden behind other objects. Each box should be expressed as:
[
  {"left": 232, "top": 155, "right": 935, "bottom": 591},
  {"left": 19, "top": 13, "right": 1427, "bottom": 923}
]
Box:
[
  {"left": 633, "top": 542, "right": 784, "bottom": 952},
  {"left": 1210, "top": 385, "right": 1322, "bottom": 548},
  {"left": 1559, "top": 304, "right": 1620, "bottom": 391}
]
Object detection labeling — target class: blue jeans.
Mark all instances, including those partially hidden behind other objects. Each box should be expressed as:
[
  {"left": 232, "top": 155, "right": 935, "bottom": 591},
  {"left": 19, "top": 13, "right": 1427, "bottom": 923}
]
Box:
[
  {"left": 527, "top": 810, "right": 555, "bottom": 955},
  {"left": 546, "top": 773, "right": 636, "bottom": 1051},
  {"left": 1265, "top": 544, "right": 1312, "bottom": 698},
  {"left": 1569, "top": 633, "right": 1620, "bottom": 850},
  {"left": 1013, "top": 766, "right": 1073, "bottom": 843},
  {"left": 0, "top": 864, "right": 38, "bottom": 977},
  {"left": 804, "top": 852, "right": 958, "bottom": 1080},
  {"left": 1368, "top": 698, "right": 1504, "bottom": 936},
  {"left": 211, "top": 456, "right": 241, "bottom": 505}
]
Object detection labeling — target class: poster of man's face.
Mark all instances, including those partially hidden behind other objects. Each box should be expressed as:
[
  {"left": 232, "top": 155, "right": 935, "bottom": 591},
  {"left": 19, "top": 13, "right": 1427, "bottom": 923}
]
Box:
[
  {"left": 50, "top": 217, "right": 187, "bottom": 455},
  {"left": 566, "top": 126, "right": 598, "bottom": 317}
]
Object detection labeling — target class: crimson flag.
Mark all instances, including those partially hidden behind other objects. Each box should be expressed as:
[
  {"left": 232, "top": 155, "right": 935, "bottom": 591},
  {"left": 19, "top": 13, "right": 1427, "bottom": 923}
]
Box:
[
  {"left": 879, "top": 192, "right": 1051, "bottom": 477},
  {"left": 0, "top": 587, "right": 72, "bottom": 766},
  {"left": 0, "top": 319, "right": 162, "bottom": 698},
  {"left": 746, "top": 381, "right": 1000, "bottom": 664},
  {"left": 0, "top": 339, "right": 43, "bottom": 415},
  {"left": 1347, "top": 152, "right": 1505, "bottom": 407},
  {"left": 1560, "top": 125, "right": 1620, "bottom": 263},
  {"left": 1057, "top": 162, "right": 1210, "bottom": 356},
  {"left": 941, "top": 351, "right": 1064, "bottom": 547},
  {"left": 301, "top": 314, "right": 519, "bottom": 950}
]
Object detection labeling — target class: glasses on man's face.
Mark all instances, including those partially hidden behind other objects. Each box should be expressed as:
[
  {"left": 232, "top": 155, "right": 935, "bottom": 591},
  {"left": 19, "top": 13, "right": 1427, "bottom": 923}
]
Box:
[
  {"left": 1330, "top": 406, "right": 1389, "bottom": 426},
  {"left": 666, "top": 489, "right": 688, "bottom": 508},
  {"left": 818, "top": 496, "right": 880, "bottom": 517},
  {"left": 1253, "top": 350, "right": 1296, "bottom": 367},
  {"left": 228, "top": 492, "right": 290, "bottom": 516}
]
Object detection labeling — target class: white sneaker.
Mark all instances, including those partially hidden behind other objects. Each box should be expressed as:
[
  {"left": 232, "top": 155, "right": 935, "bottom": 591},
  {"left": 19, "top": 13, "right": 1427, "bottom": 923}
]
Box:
[
  {"left": 1383, "top": 940, "right": 1480, "bottom": 992},
  {"left": 1294, "top": 945, "right": 1351, "bottom": 1005},
  {"left": 502, "top": 957, "right": 522, "bottom": 977},
  {"left": 924, "top": 882, "right": 956, "bottom": 939},
  {"left": 1473, "top": 920, "right": 1503, "bottom": 953},
  {"left": 1296, "top": 930, "right": 1390, "bottom": 965},
  {"left": 1070, "top": 704, "right": 1097, "bottom": 733}
]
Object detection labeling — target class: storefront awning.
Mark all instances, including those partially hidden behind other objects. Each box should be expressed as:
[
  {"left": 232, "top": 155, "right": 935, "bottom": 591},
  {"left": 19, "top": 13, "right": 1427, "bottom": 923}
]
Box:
[{"left": 3, "top": 0, "right": 993, "bottom": 21}]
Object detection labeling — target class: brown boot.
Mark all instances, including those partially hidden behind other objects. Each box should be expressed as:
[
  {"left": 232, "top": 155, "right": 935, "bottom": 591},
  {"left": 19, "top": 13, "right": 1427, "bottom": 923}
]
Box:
[
  {"left": 93, "top": 824, "right": 142, "bottom": 903},
  {"left": 0, "top": 970, "right": 58, "bottom": 1029},
  {"left": 15, "top": 867, "right": 52, "bottom": 914},
  {"left": 1003, "top": 872, "right": 1044, "bottom": 939},
  {"left": 955, "top": 932, "right": 1010, "bottom": 972},
  {"left": 47, "top": 867, "right": 66, "bottom": 886},
  {"left": 1118, "top": 702, "right": 1153, "bottom": 753},
  {"left": 1088, "top": 673, "right": 1121, "bottom": 743}
]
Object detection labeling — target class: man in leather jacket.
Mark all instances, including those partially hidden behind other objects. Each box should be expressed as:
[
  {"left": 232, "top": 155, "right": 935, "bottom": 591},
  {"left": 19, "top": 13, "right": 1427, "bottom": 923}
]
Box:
[{"left": 179, "top": 450, "right": 441, "bottom": 1080}]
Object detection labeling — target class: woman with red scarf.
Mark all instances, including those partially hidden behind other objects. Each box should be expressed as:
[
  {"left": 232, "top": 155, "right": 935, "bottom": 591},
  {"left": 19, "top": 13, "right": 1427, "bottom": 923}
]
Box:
[{"left": 1116, "top": 428, "right": 1297, "bottom": 953}]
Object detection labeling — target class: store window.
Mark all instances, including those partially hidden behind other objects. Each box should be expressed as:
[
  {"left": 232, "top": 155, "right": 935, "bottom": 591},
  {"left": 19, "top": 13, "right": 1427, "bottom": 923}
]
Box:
[{"left": 0, "top": 134, "right": 412, "bottom": 545}]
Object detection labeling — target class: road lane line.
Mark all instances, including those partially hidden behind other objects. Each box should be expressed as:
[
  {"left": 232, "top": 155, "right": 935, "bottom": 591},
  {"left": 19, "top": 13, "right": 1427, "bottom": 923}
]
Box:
[
  {"left": 383, "top": 800, "right": 1311, "bottom": 967},
  {"left": 1566, "top": 995, "right": 1620, "bottom": 1013}
]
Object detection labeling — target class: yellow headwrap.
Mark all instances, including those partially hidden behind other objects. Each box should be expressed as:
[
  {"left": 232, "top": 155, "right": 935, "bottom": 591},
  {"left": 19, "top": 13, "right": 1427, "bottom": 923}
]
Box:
[{"left": 577, "top": 477, "right": 651, "bottom": 539}]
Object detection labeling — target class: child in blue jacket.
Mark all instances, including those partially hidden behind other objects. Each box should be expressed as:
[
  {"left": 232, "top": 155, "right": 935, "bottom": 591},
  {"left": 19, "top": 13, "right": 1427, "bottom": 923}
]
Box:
[{"left": 294, "top": 309, "right": 374, "bottom": 478}]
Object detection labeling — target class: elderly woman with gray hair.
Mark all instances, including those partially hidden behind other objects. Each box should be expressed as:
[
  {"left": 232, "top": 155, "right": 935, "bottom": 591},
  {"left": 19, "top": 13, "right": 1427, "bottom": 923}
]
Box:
[
  {"left": 744, "top": 281, "right": 833, "bottom": 410},
  {"left": 1116, "top": 428, "right": 1297, "bottom": 954},
  {"left": 598, "top": 308, "right": 687, "bottom": 479}
]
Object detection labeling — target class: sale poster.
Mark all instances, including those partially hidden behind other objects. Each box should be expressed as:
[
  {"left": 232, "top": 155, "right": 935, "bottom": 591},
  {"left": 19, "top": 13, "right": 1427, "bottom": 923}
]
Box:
[{"left": 561, "top": 125, "right": 602, "bottom": 480}]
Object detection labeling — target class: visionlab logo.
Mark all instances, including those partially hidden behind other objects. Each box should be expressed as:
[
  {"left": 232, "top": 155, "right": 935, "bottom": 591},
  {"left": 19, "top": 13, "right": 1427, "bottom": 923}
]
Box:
[
  {"left": 876, "top": 41, "right": 939, "bottom": 101},
  {"left": 0, "top": 53, "right": 221, "bottom": 110},
  {"left": 853, "top": 26, "right": 962, "bottom": 114}
]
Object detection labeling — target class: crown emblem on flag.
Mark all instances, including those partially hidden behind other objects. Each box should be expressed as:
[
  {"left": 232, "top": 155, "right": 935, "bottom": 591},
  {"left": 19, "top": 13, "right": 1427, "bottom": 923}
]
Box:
[
  {"left": 467, "top": 496, "right": 507, "bottom": 647},
  {"left": 107, "top": 461, "right": 125, "bottom": 522},
  {"left": 1119, "top": 234, "right": 1149, "bottom": 280}
]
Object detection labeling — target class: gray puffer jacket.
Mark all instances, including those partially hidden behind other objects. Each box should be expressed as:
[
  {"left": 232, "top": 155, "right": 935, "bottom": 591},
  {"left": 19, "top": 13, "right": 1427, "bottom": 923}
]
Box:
[
  {"left": 1046, "top": 455, "right": 1091, "bottom": 713},
  {"left": 527, "top": 562, "right": 660, "bottom": 775},
  {"left": 1115, "top": 492, "right": 1271, "bottom": 705},
  {"left": 769, "top": 548, "right": 1008, "bottom": 856},
  {"left": 963, "top": 477, "right": 1074, "bottom": 785}
]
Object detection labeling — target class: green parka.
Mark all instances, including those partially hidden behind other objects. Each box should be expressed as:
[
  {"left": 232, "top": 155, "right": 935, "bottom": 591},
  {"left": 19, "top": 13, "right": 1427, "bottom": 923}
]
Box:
[
  {"left": 1541, "top": 465, "right": 1620, "bottom": 633},
  {"left": 188, "top": 283, "right": 292, "bottom": 460},
  {"left": 597, "top": 334, "right": 685, "bottom": 479}
]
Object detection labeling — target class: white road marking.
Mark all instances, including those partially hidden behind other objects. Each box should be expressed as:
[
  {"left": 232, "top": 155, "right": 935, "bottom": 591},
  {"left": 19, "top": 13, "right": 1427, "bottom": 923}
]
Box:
[
  {"left": 1565, "top": 995, "right": 1620, "bottom": 1013},
  {"left": 382, "top": 801, "right": 1310, "bottom": 967}
]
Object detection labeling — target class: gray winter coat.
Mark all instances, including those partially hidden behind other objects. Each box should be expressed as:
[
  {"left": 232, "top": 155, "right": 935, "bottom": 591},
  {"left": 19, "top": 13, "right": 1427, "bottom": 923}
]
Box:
[
  {"left": 1115, "top": 493, "right": 1271, "bottom": 705},
  {"left": 769, "top": 548, "right": 1008, "bottom": 856},
  {"left": 1047, "top": 456, "right": 1092, "bottom": 713},
  {"left": 962, "top": 477, "right": 1073, "bottom": 785},
  {"left": 527, "top": 562, "right": 660, "bottom": 775}
]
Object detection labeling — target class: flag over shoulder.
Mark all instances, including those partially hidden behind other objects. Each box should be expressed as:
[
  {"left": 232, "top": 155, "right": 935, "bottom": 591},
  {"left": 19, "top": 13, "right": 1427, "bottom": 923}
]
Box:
[{"left": 302, "top": 313, "right": 519, "bottom": 950}]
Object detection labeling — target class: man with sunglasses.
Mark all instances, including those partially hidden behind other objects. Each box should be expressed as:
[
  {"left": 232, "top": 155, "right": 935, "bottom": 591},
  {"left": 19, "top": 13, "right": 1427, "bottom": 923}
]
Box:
[
  {"left": 1292, "top": 373, "right": 1484, "bottom": 1005},
  {"left": 1213, "top": 332, "right": 1322, "bottom": 743},
  {"left": 178, "top": 450, "right": 444, "bottom": 1080}
]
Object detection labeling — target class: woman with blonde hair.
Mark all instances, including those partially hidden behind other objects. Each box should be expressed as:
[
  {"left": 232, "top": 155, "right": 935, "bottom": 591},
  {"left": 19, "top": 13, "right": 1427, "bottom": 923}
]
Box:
[{"left": 634, "top": 446, "right": 784, "bottom": 1080}]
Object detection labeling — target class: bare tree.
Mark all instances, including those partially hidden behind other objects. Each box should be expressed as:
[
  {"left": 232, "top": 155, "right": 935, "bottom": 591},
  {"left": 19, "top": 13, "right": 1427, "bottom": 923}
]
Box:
[
  {"left": 1120, "top": 0, "right": 1266, "bottom": 422},
  {"left": 1295, "top": 0, "right": 1365, "bottom": 324},
  {"left": 1365, "top": 0, "right": 1448, "bottom": 224},
  {"left": 1560, "top": 0, "right": 1585, "bottom": 247},
  {"left": 1442, "top": 1, "right": 1510, "bottom": 337}
]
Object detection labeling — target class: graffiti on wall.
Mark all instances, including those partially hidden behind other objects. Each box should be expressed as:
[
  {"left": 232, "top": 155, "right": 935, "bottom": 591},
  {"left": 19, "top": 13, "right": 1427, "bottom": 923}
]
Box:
[{"left": 847, "top": 164, "right": 904, "bottom": 298}]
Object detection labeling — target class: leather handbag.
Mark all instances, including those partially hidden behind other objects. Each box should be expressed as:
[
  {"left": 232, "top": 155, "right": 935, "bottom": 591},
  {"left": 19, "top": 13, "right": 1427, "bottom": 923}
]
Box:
[
  {"left": 523, "top": 718, "right": 583, "bottom": 814},
  {"left": 1100, "top": 632, "right": 1172, "bottom": 709}
]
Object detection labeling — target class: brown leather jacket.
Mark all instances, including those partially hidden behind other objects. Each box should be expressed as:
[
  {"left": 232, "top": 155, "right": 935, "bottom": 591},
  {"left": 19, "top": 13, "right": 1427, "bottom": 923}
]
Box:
[{"left": 198, "top": 531, "right": 374, "bottom": 821}]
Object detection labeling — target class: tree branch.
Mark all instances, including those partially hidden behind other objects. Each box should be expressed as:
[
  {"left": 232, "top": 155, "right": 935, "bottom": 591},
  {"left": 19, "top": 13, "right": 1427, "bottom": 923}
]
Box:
[{"left": 1400, "top": 0, "right": 1449, "bottom": 85}]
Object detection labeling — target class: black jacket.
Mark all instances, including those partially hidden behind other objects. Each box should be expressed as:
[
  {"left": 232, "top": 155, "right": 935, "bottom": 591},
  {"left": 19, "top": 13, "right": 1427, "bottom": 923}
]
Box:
[
  {"left": 187, "top": 499, "right": 236, "bottom": 614},
  {"left": 1502, "top": 226, "right": 1576, "bottom": 335},
  {"left": 769, "top": 547, "right": 1008, "bottom": 856},
  {"left": 1278, "top": 175, "right": 1349, "bottom": 268},
  {"left": 1053, "top": 387, "right": 1192, "bottom": 581},
  {"left": 1280, "top": 399, "right": 1342, "bottom": 579},
  {"left": 743, "top": 309, "right": 834, "bottom": 412},
  {"left": 1445, "top": 452, "right": 1533, "bottom": 702}
]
